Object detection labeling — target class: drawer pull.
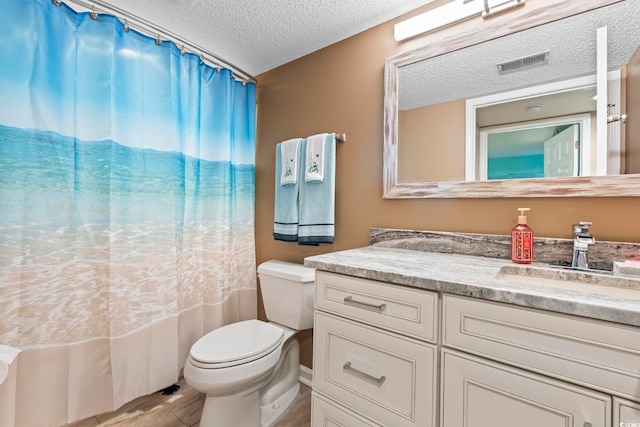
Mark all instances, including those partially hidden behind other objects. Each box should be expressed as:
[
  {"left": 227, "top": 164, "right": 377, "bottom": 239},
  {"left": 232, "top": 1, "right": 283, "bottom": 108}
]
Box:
[
  {"left": 343, "top": 361, "right": 386, "bottom": 387},
  {"left": 343, "top": 296, "right": 387, "bottom": 313}
]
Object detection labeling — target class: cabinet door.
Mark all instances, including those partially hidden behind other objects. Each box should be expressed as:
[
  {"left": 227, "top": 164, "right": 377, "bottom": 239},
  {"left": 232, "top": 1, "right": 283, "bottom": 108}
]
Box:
[
  {"left": 614, "top": 397, "right": 640, "bottom": 426},
  {"left": 441, "top": 349, "right": 611, "bottom": 427}
]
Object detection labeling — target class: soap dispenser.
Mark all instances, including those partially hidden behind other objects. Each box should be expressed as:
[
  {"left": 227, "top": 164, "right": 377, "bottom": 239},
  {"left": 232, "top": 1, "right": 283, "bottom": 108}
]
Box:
[{"left": 511, "top": 208, "right": 533, "bottom": 264}]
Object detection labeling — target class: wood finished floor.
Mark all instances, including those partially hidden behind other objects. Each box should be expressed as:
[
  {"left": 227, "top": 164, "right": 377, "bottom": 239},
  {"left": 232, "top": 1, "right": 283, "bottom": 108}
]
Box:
[{"left": 68, "top": 378, "right": 311, "bottom": 427}]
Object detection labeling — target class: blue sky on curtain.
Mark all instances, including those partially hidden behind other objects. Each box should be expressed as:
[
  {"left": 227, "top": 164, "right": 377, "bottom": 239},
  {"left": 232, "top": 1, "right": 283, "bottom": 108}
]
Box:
[{"left": 0, "top": 0, "right": 256, "bottom": 424}]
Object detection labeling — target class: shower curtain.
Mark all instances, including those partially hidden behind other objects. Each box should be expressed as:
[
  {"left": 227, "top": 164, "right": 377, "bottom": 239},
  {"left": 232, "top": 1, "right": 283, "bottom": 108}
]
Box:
[{"left": 0, "top": 0, "right": 257, "bottom": 425}]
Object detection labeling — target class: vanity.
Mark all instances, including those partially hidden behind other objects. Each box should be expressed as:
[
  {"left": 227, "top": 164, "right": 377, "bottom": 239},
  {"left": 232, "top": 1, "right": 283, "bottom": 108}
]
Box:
[{"left": 306, "top": 229, "right": 640, "bottom": 427}]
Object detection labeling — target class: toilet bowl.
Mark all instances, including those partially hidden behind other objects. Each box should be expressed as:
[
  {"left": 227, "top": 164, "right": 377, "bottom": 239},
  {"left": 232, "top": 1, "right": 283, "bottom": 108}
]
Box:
[{"left": 184, "top": 260, "right": 315, "bottom": 427}]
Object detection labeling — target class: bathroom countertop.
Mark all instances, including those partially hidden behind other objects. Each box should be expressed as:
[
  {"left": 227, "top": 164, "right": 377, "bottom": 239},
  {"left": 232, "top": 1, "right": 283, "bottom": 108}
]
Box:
[{"left": 304, "top": 246, "right": 640, "bottom": 328}]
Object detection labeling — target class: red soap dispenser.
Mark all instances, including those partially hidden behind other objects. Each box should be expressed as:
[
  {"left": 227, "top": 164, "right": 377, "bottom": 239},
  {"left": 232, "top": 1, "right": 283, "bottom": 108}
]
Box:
[{"left": 511, "top": 208, "right": 533, "bottom": 264}]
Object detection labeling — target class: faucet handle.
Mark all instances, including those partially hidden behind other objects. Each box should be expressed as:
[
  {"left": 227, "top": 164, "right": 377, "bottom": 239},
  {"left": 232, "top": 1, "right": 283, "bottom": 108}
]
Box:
[{"left": 573, "top": 221, "right": 592, "bottom": 234}]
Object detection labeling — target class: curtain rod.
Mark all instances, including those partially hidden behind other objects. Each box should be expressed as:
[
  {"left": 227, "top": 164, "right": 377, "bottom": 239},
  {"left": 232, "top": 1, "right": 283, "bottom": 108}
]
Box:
[{"left": 54, "top": 0, "right": 257, "bottom": 84}]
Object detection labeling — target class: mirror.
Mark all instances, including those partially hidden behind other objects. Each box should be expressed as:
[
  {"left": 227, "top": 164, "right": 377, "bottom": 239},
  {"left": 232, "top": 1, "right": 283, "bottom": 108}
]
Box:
[{"left": 384, "top": 0, "right": 640, "bottom": 198}]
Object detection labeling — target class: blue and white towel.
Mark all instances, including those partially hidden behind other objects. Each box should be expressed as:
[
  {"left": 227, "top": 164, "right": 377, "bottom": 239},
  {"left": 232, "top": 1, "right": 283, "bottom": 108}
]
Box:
[
  {"left": 298, "top": 133, "right": 336, "bottom": 245},
  {"left": 304, "top": 133, "right": 326, "bottom": 182},
  {"left": 280, "top": 138, "right": 301, "bottom": 185},
  {"left": 273, "top": 141, "right": 302, "bottom": 241}
]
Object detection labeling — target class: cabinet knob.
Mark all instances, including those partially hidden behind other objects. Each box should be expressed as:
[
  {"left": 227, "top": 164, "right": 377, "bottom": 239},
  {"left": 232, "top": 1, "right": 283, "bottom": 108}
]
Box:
[
  {"left": 343, "top": 296, "right": 387, "bottom": 313},
  {"left": 343, "top": 361, "right": 386, "bottom": 387}
]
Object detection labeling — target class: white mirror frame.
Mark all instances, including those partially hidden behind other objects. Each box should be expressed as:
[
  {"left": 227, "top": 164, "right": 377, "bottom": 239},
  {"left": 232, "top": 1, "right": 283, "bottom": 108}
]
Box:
[{"left": 383, "top": 0, "right": 640, "bottom": 198}]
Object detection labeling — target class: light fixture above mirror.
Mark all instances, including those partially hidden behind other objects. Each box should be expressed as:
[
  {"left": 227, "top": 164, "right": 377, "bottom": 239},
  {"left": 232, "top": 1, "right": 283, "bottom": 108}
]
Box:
[{"left": 394, "top": 0, "right": 526, "bottom": 42}]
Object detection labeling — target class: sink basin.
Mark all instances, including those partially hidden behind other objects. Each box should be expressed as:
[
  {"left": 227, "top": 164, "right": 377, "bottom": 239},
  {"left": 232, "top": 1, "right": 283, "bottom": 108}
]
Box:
[{"left": 496, "top": 264, "right": 640, "bottom": 299}]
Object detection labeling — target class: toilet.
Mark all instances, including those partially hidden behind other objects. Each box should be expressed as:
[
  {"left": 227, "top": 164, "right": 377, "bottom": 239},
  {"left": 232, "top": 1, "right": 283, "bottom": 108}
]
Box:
[{"left": 184, "top": 260, "right": 315, "bottom": 427}]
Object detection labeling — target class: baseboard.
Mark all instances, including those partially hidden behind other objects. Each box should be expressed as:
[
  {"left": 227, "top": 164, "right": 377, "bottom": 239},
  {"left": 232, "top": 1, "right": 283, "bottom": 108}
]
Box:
[{"left": 299, "top": 364, "right": 313, "bottom": 388}]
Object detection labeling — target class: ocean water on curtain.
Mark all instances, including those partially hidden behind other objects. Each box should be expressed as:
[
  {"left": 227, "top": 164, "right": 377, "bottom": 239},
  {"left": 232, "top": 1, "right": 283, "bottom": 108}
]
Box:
[{"left": 0, "top": 124, "right": 255, "bottom": 345}]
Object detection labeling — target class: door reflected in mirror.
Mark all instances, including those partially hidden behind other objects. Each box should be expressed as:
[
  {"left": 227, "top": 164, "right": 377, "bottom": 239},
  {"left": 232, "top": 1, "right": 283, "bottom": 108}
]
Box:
[
  {"left": 484, "top": 121, "right": 581, "bottom": 180},
  {"left": 472, "top": 80, "right": 599, "bottom": 181}
]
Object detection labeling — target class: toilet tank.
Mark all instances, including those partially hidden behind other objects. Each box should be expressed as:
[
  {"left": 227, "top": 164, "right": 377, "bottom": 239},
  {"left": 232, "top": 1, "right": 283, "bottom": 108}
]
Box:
[{"left": 257, "top": 260, "right": 316, "bottom": 330}]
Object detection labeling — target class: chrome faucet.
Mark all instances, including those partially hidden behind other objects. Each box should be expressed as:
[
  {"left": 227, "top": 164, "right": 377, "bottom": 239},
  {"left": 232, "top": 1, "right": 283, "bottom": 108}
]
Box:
[{"left": 571, "top": 222, "right": 595, "bottom": 269}]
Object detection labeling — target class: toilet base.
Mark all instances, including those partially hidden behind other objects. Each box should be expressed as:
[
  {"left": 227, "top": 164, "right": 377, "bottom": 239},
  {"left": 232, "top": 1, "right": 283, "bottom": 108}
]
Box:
[
  {"left": 201, "top": 390, "right": 260, "bottom": 426},
  {"left": 261, "top": 382, "right": 300, "bottom": 427},
  {"left": 198, "top": 381, "right": 301, "bottom": 427}
]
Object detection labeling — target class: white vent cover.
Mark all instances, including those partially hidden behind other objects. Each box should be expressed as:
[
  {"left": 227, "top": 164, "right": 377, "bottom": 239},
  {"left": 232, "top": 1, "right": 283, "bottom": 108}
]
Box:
[{"left": 498, "top": 51, "right": 549, "bottom": 75}]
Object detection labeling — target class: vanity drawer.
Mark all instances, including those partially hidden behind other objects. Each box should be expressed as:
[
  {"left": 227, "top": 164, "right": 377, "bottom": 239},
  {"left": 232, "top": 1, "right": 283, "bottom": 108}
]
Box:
[
  {"left": 313, "top": 311, "right": 437, "bottom": 427},
  {"left": 315, "top": 271, "right": 438, "bottom": 342},
  {"left": 311, "top": 391, "right": 381, "bottom": 426},
  {"left": 443, "top": 294, "right": 640, "bottom": 401}
]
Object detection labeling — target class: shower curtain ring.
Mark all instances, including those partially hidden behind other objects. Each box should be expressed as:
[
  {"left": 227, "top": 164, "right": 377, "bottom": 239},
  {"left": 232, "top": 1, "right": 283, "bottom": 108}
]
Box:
[
  {"left": 51, "top": 0, "right": 62, "bottom": 6},
  {"left": 180, "top": 45, "right": 186, "bottom": 56},
  {"left": 155, "top": 35, "right": 162, "bottom": 46},
  {"left": 89, "top": 5, "right": 98, "bottom": 20},
  {"left": 123, "top": 19, "right": 130, "bottom": 32}
]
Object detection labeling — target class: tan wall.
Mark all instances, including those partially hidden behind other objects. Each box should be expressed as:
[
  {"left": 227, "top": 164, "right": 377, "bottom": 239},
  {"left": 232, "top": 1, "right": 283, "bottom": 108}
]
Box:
[
  {"left": 398, "top": 100, "right": 466, "bottom": 182},
  {"left": 255, "top": 0, "right": 640, "bottom": 368}
]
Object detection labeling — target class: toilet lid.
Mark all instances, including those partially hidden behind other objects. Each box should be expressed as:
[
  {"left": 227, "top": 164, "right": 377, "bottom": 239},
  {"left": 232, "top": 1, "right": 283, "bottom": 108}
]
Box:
[{"left": 190, "top": 320, "right": 284, "bottom": 368}]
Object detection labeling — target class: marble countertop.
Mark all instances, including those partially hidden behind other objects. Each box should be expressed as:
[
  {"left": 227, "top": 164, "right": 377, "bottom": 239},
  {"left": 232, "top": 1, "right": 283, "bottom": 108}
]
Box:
[{"left": 304, "top": 246, "right": 640, "bottom": 328}]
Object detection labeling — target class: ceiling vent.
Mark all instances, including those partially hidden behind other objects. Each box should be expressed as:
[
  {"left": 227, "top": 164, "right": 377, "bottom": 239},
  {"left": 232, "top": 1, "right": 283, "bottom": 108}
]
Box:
[{"left": 497, "top": 51, "right": 549, "bottom": 75}]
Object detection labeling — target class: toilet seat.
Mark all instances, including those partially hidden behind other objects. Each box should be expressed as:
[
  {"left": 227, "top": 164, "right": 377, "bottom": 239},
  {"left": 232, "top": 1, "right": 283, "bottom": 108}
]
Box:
[{"left": 189, "top": 320, "right": 285, "bottom": 369}]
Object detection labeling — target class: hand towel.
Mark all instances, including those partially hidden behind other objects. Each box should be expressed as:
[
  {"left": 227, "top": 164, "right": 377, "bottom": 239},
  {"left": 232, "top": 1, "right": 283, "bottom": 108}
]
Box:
[
  {"left": 298, "top": 134, "right": 336, "bottom": 245},
  {"left": 280, "top": 138, "right": 301, "bottom": 185},
  {"left": 273, "top": 141, "right": 302, "bottom": 241},
  {"left": 305, "top": 133, "right": 327, "bottom": 182}
]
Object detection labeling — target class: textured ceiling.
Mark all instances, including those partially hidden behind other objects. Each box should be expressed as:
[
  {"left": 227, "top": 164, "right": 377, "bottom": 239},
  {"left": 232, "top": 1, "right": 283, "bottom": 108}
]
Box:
[
  {"left": 97, "top": 0, "right": 436, "bottom": 77},
  {"left": 399, "top": 0, "right": 640, "bottom": 111}
]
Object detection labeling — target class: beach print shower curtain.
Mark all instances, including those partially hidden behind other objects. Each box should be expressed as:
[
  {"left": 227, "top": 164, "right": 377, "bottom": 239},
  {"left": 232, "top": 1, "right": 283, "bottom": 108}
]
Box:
[{"left": 0, "top": 0, "right": 257, "bottom": 425}]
